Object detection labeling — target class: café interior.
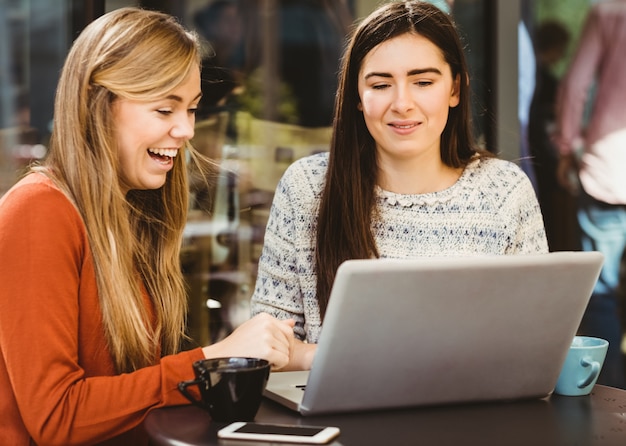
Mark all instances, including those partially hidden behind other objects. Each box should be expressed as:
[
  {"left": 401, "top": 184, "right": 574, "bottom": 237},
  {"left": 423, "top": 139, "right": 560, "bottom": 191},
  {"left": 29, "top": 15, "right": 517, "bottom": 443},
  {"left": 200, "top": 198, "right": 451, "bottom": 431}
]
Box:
[{"left": 1, "top": 0, "right": 625, "bottom": 382}]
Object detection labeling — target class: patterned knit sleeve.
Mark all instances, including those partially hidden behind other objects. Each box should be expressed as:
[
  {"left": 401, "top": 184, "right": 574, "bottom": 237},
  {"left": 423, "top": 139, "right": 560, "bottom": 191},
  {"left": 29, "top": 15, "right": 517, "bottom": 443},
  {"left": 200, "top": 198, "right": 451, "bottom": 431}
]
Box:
[
  {"left": 250, "top": 157, "right": 320, "bottom": 341},
  {"left": 499, "top": 162, "right": 549, "bottom": 254}
]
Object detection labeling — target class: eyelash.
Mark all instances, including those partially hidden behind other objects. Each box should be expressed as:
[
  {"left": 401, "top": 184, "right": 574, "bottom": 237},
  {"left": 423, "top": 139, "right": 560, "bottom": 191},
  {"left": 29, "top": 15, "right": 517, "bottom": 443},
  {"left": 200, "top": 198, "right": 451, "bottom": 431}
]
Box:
[
  {"left": 157, "top": 108, "right": 198, "bottom": 115},
  {"left": 371, "top": 80, "right": 433, "bottom": 90}
]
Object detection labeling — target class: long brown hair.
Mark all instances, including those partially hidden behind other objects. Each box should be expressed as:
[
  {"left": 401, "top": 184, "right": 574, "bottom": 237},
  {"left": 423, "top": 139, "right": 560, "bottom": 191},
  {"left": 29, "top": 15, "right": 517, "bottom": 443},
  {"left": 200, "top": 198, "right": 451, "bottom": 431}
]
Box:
[
  {"left": 39, "top": 8, "right": 201, "bottom": 372},
  {"left": 315, "top": 1, "right": 490, "bottom": 317}
]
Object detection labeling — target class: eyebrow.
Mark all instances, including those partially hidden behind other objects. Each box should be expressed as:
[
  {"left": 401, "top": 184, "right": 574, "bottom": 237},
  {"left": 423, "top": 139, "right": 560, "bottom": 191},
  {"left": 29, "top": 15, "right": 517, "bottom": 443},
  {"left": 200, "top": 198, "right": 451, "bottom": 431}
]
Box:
[
  {"left": 364, "top": 68, "right": 443, "bottom": 79},
  {"left": 165, "top": 92, "right": 203, "bottom": 102}
]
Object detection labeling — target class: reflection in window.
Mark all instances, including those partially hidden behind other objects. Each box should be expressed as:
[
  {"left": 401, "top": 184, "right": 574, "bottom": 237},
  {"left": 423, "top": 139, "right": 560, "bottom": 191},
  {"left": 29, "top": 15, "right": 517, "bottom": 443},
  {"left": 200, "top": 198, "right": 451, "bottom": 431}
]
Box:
[
  {"left": 0, "top": 2, "right": 71, "bottom": 196},
  {"left": 0, "top": 0, "right": 499, "bottom": 346}
]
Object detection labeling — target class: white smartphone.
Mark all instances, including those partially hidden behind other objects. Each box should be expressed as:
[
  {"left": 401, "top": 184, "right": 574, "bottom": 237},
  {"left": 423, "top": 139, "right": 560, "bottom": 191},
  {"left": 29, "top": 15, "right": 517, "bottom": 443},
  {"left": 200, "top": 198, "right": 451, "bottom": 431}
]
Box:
[{"left": 217, "top": 421, "right": 340, "bottom": 444}]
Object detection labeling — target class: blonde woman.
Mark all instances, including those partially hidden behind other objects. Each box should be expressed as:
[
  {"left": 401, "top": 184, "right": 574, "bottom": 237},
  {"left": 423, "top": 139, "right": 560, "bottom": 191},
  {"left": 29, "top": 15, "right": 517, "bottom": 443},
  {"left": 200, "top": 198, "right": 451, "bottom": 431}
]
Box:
[{"left": 0, "top": 8, "right": 294, "bottom": 445}]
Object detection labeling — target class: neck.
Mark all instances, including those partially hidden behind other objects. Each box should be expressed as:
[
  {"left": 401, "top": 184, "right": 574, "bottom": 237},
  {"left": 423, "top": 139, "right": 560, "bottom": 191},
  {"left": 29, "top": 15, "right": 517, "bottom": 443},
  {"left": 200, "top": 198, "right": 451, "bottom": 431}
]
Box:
[{"left": 378, "top": 155, "right": 463, "bottom": 194}]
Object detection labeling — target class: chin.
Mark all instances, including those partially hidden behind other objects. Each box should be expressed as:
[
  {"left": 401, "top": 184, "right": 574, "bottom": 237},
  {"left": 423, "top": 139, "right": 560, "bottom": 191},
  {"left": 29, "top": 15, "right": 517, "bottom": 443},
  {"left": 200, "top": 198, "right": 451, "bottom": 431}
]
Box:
[{"left": 133, "top": 179, "right": 167, "bottom": 191}]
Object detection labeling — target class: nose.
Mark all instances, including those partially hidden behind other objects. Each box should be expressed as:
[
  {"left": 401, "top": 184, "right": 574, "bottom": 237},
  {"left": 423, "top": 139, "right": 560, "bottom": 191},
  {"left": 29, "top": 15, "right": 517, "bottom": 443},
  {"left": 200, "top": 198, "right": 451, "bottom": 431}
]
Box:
[
  {"left": 391, "top": 84, "right": 415, "bottom": 114},
  {"left": 170, "top": 113, "right": 195, "bottom": 141}
]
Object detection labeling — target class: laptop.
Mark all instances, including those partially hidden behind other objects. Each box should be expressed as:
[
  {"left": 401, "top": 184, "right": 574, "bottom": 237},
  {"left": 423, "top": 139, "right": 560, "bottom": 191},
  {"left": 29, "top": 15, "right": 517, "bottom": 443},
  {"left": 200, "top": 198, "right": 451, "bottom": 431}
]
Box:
[{"left": 264, "top": 251, "right": 604, "bottom": 415}]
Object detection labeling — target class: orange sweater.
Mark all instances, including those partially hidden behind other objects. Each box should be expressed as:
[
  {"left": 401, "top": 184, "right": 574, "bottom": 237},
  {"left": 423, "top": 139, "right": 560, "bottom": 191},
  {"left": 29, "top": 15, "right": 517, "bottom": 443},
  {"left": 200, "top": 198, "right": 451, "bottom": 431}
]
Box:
[{"left": 0, "top": 174, "right": 205, "bottom": 445}]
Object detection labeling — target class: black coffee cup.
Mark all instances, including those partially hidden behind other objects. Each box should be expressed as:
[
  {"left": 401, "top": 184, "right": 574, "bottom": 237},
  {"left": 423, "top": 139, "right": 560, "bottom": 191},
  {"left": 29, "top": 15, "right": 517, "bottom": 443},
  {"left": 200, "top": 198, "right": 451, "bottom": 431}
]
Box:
[{"left": 178, "top": 357, "right": 270, "bottom": 422}]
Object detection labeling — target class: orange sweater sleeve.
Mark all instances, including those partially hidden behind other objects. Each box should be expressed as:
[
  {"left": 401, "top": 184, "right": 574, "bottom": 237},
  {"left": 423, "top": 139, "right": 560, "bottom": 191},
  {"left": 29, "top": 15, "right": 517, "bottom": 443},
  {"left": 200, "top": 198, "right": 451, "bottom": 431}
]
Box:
[{"left": 0, "top": 174, "right": 205, "bottom": 446}]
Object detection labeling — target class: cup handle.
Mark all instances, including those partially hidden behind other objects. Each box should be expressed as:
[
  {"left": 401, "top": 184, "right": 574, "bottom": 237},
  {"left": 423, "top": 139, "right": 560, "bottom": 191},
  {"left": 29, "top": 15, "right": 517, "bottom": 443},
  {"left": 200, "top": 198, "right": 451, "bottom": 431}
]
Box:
[
  {"left": 178, "top": 379, "right": 206, "bottom": 407},
  {"left": 577, "top": 357, "right": 600, "bottom": 389}
]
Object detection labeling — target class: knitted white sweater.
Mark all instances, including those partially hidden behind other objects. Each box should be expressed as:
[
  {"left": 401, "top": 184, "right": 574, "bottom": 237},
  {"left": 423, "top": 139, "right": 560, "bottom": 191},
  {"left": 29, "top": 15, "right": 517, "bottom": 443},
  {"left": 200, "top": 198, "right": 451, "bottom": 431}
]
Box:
[{"left": 251, "top": 152, "right": 548, "bottom": 342}]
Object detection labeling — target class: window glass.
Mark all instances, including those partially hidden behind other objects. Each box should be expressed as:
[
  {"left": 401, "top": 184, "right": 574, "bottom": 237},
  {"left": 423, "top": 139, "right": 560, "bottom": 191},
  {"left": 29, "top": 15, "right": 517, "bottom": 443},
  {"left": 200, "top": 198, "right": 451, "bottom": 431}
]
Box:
[
  {"left": 0, "top": 0, "right": 503, "bottom": 347},
  {"left": 0, "top": 1, "right": 66, "bottom": 194}
]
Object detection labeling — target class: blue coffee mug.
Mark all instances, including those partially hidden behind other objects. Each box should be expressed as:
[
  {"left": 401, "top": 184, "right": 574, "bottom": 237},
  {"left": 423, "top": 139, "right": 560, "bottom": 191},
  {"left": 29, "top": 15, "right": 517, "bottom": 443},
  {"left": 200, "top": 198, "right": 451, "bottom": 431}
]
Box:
[{"left": 554, "top": 336, "right": 609, "bottom": 396}]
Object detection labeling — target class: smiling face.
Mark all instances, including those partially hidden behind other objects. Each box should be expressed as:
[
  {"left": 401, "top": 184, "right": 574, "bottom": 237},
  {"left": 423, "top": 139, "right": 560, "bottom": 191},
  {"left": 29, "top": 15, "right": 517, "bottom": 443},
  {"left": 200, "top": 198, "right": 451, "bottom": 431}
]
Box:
[
  {"left": 112, "top": 65, "right": 202, "bottom": 193},
  {"left": 357, "top": 32, "right": 460, "bottom": 167}
]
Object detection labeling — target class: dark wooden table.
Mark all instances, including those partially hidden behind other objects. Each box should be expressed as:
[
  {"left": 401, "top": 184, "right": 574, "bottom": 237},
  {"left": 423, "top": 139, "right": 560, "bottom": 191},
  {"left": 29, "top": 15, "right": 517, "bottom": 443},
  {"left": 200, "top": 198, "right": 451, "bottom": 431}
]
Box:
[{"left": 145, "top": 385, "right": 626, "bottom": 446}]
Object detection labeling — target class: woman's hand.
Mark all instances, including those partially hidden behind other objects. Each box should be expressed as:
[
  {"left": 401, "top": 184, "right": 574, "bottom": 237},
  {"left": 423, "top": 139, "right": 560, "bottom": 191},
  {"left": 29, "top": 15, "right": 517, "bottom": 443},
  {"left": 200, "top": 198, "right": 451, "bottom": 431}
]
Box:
[
  {"left": 283, "top": 340, "right": 317, "bottom": 371},
  {"left": 202, "top": 313, "right": 295, "bottom": 370}
]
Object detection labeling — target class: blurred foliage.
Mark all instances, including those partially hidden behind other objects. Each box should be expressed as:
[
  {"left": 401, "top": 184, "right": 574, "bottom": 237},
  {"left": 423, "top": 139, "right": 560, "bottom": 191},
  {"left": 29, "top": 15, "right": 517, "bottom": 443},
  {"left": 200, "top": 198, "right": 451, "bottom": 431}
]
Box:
[{"left": 234, "top": 68, "right": 300, "bottom": 125}]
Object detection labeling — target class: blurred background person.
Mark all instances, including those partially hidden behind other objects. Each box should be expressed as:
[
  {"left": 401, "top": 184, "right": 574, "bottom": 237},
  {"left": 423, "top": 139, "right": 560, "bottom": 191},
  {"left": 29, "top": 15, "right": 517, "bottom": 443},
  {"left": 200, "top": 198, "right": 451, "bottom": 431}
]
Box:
[
  {"left": 528, "top": 19, "right": 579, "bottom": 252},
  {"left": 555, "top": 0, "right": 626, "bottom": 389},
  {"left": 193, "top": 0, "right": 352, "bottom": 127}
]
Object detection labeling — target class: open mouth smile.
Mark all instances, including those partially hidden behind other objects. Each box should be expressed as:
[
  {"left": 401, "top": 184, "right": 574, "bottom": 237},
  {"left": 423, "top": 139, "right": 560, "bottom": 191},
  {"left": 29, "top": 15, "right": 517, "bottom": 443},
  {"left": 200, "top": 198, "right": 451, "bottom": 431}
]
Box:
[{"left": 147, "top": 147, "right": 178, "bottom": 164}]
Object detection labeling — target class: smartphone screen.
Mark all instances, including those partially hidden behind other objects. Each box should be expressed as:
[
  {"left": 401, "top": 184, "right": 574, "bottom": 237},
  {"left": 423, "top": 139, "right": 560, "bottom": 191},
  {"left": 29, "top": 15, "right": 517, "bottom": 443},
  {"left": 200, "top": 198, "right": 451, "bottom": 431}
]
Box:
[
  {"left": 218, "top": 422, "right": 340, "bottom": 444},
  {"left": 235, "top": 423, "right": 326, "bottom": 436}
]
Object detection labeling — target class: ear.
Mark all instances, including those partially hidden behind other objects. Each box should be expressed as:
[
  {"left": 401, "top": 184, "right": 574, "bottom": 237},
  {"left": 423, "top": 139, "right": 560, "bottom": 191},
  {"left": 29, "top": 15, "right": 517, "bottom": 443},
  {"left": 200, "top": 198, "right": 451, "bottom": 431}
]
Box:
[
  {"left": 357, "top": 102, "right": 363, "bottom": 111},
  {"left": 449, "top": 74, "right": 461, "bottom": 108}
]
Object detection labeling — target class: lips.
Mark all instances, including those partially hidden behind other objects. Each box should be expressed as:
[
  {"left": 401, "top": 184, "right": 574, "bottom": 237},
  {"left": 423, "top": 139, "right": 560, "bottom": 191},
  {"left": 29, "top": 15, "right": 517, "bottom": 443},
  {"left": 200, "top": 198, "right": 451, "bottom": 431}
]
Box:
[
  {"left": 389, "top": 121, "right": 419, "bottom": 129},
  {"left": 388, "top": 121, "right": 421, "bottom": 135}
]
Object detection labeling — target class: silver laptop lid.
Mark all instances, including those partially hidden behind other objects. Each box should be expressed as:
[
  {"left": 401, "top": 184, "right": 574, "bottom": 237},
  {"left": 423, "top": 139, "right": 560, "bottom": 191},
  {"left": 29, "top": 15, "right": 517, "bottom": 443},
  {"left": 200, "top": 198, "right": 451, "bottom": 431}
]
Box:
[{"left": 297, "top": 252, "right": 603, "bottom": 415}]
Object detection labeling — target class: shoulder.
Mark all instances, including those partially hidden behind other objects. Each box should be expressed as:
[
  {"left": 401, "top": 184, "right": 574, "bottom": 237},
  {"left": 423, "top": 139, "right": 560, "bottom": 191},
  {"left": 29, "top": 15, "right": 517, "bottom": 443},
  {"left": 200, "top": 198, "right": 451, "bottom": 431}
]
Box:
[
  {"left": 278, "top": 151, "right": 328, "bottom": 194},
  {"left": 583, "top": 1, "right": 626, "bottom": 37},
  {"left": 467, "top": 156, "right": 530, "bottom": 186},
  {"left": 594, "top": 1, "right": 626, "bottom": 16},
  {"left": 1, "top": 173, "right": 71, "bottom": 210},
  {"left": 0, "top": 173, "right": 83, "bottom": 235},
  {"left": 0, "top": 173, "right": 89, "bottom": 276},
  {"left": 462, "top": 156, "right": 537, "bottom": 206},
  {"left": 285, "top": 151, "right": 328, "bottom": 176}
]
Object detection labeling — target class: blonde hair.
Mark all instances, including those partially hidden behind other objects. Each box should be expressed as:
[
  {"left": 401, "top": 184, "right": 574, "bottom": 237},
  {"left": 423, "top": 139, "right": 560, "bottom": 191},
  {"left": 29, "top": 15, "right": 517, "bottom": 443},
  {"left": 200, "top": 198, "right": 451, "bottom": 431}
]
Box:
[{"left": 39, "top": 8, "right": 201, "bottom": 372}]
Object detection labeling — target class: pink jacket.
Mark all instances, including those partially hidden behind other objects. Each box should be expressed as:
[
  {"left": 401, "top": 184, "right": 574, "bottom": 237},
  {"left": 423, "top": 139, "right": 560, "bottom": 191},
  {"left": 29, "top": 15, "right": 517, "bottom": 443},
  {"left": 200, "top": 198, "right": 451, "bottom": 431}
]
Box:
[{"left": 555, "top": 0, "right": 626, "bottom": 204}]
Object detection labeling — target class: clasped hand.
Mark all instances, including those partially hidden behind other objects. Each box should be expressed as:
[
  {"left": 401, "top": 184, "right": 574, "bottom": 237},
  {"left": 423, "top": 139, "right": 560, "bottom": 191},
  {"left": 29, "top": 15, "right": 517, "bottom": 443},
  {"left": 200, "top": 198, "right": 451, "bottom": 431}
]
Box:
[{"left": 202, "top": 313, "right": 295, "bottom": 371}]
